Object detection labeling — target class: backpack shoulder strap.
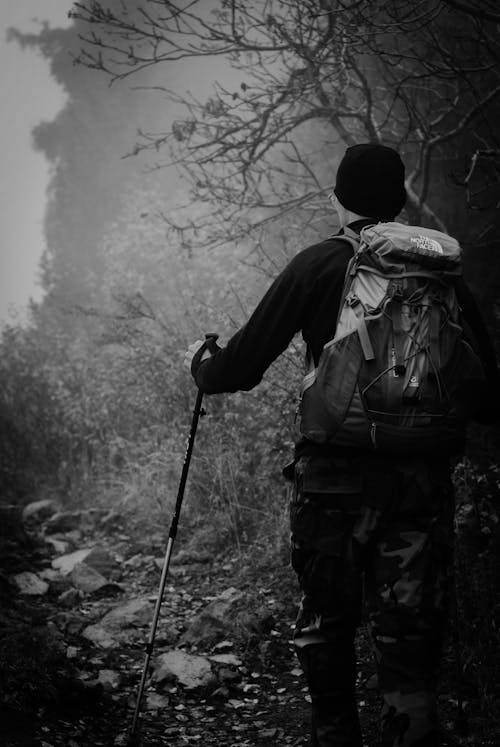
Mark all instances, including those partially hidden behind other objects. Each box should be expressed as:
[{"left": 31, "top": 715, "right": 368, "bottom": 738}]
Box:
[
  {"left": 329, "top": 226, "right": 362, "bottom": 254},
  {"left": 327, "top": 228, "right": 364, "bottom": 300}
]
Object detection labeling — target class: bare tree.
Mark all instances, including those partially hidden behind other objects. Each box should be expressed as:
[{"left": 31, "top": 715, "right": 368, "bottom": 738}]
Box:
[{"left": 70, "top": 0, "right": 500, "bottom": 247}]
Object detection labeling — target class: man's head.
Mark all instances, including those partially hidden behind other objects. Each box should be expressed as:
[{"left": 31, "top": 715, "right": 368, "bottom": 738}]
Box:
[{"left": 332, "top": 143, "right": 407, "bottom": 224}]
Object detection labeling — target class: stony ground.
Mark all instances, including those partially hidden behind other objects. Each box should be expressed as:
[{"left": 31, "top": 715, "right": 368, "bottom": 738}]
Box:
[{"left": 0, "top": 500, "right": 496, "bottom": 747}]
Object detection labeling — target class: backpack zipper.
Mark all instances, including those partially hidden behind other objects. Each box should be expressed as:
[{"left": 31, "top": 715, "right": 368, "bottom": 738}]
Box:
[{"left": 370, "top": 422, "right": 378, "bottom": 448}]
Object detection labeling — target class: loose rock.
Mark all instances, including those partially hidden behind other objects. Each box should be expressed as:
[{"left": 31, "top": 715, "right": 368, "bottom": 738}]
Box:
[
  {"left": 22, "top": 499, "right": 59, "bottom": 523},
  {"left": 45, "top": 510, "right": 83, "bottom": 534},
  {"left": 208, "top": 653, "right": 242, "bottom": 666},
  {"left": 70, "top": 562, "right": 109, "bottom": 593},
  {"left": 81, "top": 624, "right": 118, "bottom": 649},
  {"left": 52, "top": 548, "right": 93, "bottom": 575},
  {"left": 101, "top": 597, "right": 153, "bottom": 627},
  {"left": 180, "top": 586, "right": 245, "bottom": 645},
  {"left": 99, "top": 510, "right": 122, "bottom": 531},
  {"left": 153, "top": 649, "right": 215, "bottom": 690},
  {"left": 12, "top": 571, "right": 49, "bottom": 595},
  {"left": 58, "top": 588, "right": 82, "bottom": 607},
  {"left": 39, "top": 568, "right": 63, "bottom": 583},
  {"left": 44, "top": 536, "right": 71, "bottom": 554},
  {"left": 174, "top": 548, "right": 212, "bottom": 565},
  {"left": 97, "top": 669, "right": 122, "bottom": 691},
  {"left": 145, "top": 692, "right": 170, "bottom": 710},
  {"left": 82, "top": 597, "right": 153, "bottom": 649},
  {"left": 84, "top": 545, "right": 117, "bottom": 577}
]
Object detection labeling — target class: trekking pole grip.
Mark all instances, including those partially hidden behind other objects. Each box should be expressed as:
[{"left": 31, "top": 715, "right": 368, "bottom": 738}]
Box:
[
  {"left": 204, "top": 332, "right": 219, "bottom": 354},
  {"left": 170, "top": 336, "right": 217, "bottom": 537}
]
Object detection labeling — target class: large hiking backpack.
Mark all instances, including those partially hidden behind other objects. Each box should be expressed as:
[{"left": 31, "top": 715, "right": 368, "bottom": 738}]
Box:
[{"left": 299, "top": 222, "right": 485, "bottom": 455}]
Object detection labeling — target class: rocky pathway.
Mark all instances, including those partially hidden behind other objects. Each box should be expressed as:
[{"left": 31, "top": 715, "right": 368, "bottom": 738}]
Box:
[{"left": 2, "top": 499, "right": 486, "bottom": 746}]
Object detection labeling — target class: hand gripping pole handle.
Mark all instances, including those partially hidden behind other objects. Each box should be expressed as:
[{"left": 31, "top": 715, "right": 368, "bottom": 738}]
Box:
[{"left": 203, "top": 332, "right": 219, "bottom": 354}]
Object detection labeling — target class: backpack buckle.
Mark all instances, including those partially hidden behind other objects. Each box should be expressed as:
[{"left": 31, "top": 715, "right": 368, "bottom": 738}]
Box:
[{"left": 346, "top": 293, "right": 360, "bottom": 307}]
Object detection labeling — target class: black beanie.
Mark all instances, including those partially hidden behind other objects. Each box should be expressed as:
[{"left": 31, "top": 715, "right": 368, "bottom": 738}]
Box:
[{"left": 334, "top": 143, "right": 407, "bottom": 219}]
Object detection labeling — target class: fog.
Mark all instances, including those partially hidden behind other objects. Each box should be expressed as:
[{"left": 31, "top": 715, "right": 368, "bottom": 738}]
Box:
[{"left": 10, "top": 0, "right": 237, "bottom": 312}]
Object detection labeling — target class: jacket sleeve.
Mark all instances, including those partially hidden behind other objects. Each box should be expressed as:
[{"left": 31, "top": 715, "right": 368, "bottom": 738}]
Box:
[
  {"left": 192, "top": 259, "right": 308, "bottom": 394},
  {"left": 455, "top": 277, "right": 500, "bottom": 424}
]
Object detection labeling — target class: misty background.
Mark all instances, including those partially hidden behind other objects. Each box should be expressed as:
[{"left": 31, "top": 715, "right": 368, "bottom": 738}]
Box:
[
  {"left": 0, "top": 1, "right": 234, "bottom": 322},
  {"left": 0, "top": 2, "right": 68, "bottom": 322}
]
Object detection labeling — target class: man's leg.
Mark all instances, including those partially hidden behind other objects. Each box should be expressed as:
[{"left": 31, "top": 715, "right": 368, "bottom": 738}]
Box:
[
  {"left": 364, "top": 459, "right": 455, "bottom": 747},
  {"left": 291, "top": 456, "right": 364, "bottom": 747}
]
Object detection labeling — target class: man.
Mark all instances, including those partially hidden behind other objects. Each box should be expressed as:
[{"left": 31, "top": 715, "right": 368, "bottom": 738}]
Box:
[{"left": 184, "top": 144, "right": 499, "bottom": 746}]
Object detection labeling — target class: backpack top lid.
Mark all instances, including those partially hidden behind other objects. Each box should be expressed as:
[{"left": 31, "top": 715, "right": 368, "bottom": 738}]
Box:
[{"left": 359, "top": 222, "right": 462, "bottom": 272}]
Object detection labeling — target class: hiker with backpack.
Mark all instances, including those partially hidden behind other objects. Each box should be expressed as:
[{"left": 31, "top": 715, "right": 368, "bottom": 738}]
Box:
[{"left": 184, "top": 144, "right": 500, "bottom": 747}]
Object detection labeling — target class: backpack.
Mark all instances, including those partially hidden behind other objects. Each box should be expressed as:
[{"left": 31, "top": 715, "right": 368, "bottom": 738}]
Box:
[{"left": 298, "top": 222, "right": 486, "bottom": 455}]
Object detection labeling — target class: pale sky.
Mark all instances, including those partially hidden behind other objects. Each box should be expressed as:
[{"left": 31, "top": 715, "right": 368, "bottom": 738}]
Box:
[{"left": 0, "top": 1, "right": 72, "bottom": 324}]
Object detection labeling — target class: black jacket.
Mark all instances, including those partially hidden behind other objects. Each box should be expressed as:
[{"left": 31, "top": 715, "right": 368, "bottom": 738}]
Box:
[{"left": 193, "top": 221, "right": 500, "bottom": 454}]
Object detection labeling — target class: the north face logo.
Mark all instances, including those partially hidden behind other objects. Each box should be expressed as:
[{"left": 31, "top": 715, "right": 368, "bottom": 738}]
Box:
[{"left": 410, "top": 235, "right": 444, "bottom": 254}]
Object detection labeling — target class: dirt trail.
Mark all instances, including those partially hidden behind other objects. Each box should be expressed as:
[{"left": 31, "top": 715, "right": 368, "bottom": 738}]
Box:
[{"left": 0, "top": 506, "right": 489, "bottom": 747}]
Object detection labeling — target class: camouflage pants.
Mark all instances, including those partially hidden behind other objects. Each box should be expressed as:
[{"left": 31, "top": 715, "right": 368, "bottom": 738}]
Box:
[{"left": 290, "top": 454, "right": 454, "bottom": 747}]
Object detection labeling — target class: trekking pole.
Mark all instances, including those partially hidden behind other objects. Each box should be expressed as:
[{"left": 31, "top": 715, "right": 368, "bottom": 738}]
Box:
[{"left": 128, "top": 333, "right": 219, "bottom": 746}]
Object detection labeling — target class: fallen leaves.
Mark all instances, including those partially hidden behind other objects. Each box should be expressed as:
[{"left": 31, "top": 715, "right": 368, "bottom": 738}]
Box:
[{"left": 3, "top": 502, "right": 382, "bottom": 747}]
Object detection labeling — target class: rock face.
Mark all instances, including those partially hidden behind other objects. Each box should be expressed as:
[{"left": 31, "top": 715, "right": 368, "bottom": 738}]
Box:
[{"left": 153, "top": 649, "right": 215, "bottom": 690}]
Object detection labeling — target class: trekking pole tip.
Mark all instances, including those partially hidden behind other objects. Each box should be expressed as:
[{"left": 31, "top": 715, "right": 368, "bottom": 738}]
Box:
[
  {"left": 126, "top": 727, "right": 143, "bottom": 747},
  {"left": 114, "top": 730, "right": 140, "bottom": 747}
]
